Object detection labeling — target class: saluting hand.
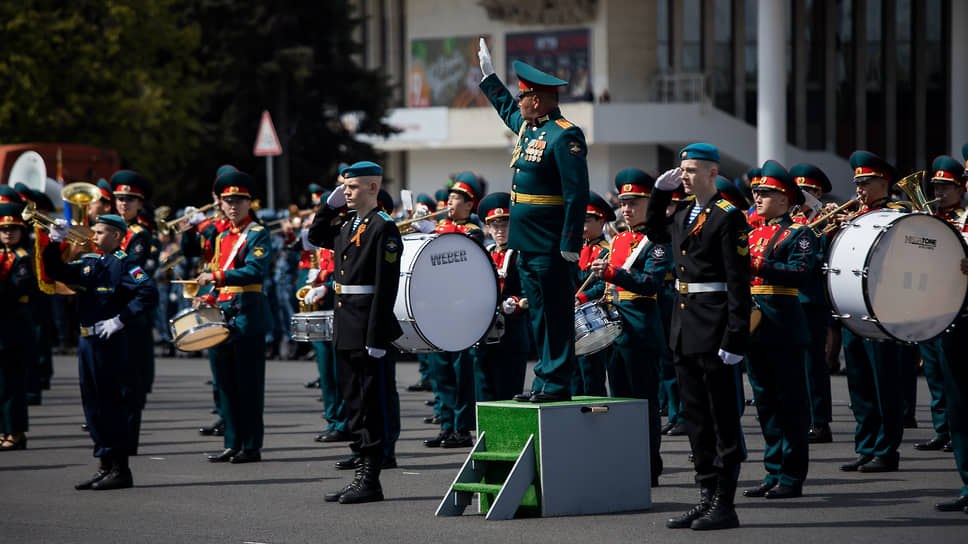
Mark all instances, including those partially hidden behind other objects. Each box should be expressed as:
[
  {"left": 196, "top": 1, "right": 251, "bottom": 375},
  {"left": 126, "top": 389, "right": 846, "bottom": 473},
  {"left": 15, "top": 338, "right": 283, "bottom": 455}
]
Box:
[{"left": 478, "top": 38, "right": 494, "bottom": 79}]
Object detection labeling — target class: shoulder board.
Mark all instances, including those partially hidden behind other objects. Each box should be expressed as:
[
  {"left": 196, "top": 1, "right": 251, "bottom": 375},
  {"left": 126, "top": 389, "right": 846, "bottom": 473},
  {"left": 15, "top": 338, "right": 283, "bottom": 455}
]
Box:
[
  {"left": 250, "top": 224, "right": 264, "bottom": 231},
  {"left": 113, "top": 249, "right": 128, "bottom": 259},
  {"left": 555, "top": 119, "right": 573, "bottom": 129},
  {"left": 128, "top": 223, "right": 144, "bottom": 233},
  {"left": 465, "top": 223, "right": 481, "bottom": 230},
  {"left": 80, "top": 253, "right": 101, "bottom": 260},
  {"left": 378, "top": 211, "right": 393, "bottom": 221},
  {"left": 14, "top": 247, "right": 29, "bottom": 258},
  {"left": 715, "top": 199, "right": 736, "bottom": 213},
  {"left": 886, "top": 202, "right": 909, "bottom": 210},
  {"left": 788, "top": 223, "right": 804, "bottom": 230}
]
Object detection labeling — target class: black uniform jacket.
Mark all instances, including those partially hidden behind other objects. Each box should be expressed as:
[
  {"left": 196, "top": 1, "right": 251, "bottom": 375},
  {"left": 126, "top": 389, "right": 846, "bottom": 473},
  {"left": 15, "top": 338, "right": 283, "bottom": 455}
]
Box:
[
  {"left": 644, "top": 188, "right": 751, "bottom": 356},
  {"left": 308, "top": 205, "right": 403, "bottom": 351}
]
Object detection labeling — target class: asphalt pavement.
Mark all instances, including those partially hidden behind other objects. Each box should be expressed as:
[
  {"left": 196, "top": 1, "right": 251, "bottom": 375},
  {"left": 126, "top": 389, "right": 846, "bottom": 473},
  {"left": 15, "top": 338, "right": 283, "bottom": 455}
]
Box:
[{"left": 1, "top": 353, "right": 966, "bottom": 543}]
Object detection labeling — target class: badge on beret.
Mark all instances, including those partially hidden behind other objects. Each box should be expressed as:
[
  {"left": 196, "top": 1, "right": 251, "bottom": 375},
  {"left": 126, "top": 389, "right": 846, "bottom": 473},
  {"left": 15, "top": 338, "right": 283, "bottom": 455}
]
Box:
[
  {"left": 129, "top": 266, "right": 148, "bottom": 283},
  {"left": 253, "top": 246, "right": 266, "bottom": 257}
]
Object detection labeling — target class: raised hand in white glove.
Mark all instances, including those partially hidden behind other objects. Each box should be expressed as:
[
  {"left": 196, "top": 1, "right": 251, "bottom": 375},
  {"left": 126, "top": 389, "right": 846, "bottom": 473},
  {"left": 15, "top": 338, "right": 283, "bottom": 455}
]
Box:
[
  {"left": 718, "top": 349, "right": 743, "bottom": 366},
  {"left": 412, "top": 219, "right": 436, "bottom": 234},
  {"left": 655, "top": 167, "right": 683, "bottom": 191},
  {"left": 414, "top": 203, "right": 431, "bottom": 216},
  {"left": 303, "top": 285, "right": 328, "bottom": 305},
  {"left": 95, "top": 315, "right": 125, "bottom": 339},
  {"left": 560, "top": 251, "right": 579, "bottom": 263},
  {"left": 185, "top": 206, "right": 206, "bottom": 226},
  {"left": 366, "top": 346, "right": 387, "bottom": 359},
  {"left": 49, "top": 218, "right": 69, "bottom": 243},
  {"left": 306, "top": 267, "right": 320, "bottom": 284},
  {"left": 501, "top": 297, "right": 520, "bottom": 315},
  {"left": 478, "top": 38, "right": 494, "bottom": 79},
  {"left": 326, "top": 185, "right": 347, "bottom": 209}
]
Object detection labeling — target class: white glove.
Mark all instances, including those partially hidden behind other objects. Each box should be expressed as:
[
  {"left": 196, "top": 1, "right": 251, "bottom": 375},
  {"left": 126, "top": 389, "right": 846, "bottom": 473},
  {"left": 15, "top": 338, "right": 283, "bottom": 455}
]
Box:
[
  {"left": 366, "top": 346, "right": 387, "bottom": 359},
  {"left": 300, "top": 228, "right": 319, "bottom": 251},
  {"left": 560, "top": 251, "right": 579, "bottom": 263},
  {"left": 478, "top": 38, "right": 494, "bottom": 79},
  {"left": 655, "top": 167, "right": 683, "bottom": 191},
  {"left": 185, "top": 206, "right": 206, "bottom": 226},
  {"left": 95, "top": 316, "right": 125, "bottom": 339},
  {"left": 801, "top": 189, "right": 823, "bottom": 216},
  {"left": 412, "top": 219, "right": 436, "bottom": 234},
  {"left": 306, "top": 267, "right": 320, "bottom": 284},
  {"left": 49, "top": 218, "right": 69, "bottom": 242},
  {"left": 414, "top": 203, "right": 431, "bottom": 216},
  {"left": 501, "top": 297, "right": 519, "bottom": 315},
  {"left": 327, "top": 185, "right": 346, "bottom": 209},
  {"left": 718, "top": 349, "right": 743, "bottom": 366},
  {"left": 303, "top": 285, "right": 328, "bottom": 305}
]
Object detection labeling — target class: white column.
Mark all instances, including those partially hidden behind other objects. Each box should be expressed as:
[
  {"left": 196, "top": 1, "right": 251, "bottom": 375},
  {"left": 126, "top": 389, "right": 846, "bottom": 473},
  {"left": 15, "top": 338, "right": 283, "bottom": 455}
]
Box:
[
  {"left": 756, "top": 0, "right": 787, "bottom": 165},
  {"left": 952, "top": 0, "right": 968, "bottom": 156}
]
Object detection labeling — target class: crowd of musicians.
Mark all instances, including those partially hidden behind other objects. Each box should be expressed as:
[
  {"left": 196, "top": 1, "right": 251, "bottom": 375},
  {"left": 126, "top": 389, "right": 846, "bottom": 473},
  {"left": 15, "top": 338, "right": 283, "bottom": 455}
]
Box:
[{"left": 1, "top": 48, "right": 968, "bottom": 528}]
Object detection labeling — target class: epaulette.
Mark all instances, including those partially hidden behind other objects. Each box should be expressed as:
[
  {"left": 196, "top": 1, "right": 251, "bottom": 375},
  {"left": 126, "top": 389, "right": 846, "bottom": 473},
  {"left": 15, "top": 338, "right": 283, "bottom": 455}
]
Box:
[
  {"left": 378, "top": 211, "right": 393, "bottom": 221},
  {"left": 14, "top": 247, "right": 29, "bottom": 258},
  {"left": 128, "top": 223, "right": 144, "bottom": 233},
  {"left": 715, "top": 199, "right": 736, "bottom": 213},
  {"left": 113, "top": 249, "right": 128, "bottom": 259},
  {"left": 886, "top": 202, "right": 910, "bottom": 211},
  {"left": 80, "top": 253, "right": 101, "bottom": 260},
  {"left": 556, "top": 119, "right": 574, "bottom": 129},
  {"left": 788, "top": 223, "right": 804, "bottom": 229},
  {"left": 250, "top": 224, "right": 265, "bottom": 231}
]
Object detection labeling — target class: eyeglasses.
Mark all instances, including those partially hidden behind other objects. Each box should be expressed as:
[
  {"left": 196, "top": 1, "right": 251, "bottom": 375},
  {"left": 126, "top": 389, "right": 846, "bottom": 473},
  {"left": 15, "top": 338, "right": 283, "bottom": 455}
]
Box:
[{"left": 516, "top": 91, "right": 535, "bottom": 103}]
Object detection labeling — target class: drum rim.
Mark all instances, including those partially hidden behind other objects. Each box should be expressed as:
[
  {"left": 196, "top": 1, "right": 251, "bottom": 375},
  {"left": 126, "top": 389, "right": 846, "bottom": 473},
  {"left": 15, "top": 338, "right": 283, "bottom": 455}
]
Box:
[
  {"left": 173, "top": 322, "right": 231, "bottom": 351},
  {"left": 168, "top": 304, "right": 226, "bottom": 327}
]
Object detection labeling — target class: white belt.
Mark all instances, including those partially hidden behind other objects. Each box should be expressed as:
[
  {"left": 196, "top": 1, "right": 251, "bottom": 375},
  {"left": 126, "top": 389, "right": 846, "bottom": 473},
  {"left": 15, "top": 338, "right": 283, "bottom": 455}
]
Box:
[
  {"left": 335, "top": 283, "right": 375, "bottom": 295},
  {"left": 675, "top": 280, "right": 727, "bottom": 294}
]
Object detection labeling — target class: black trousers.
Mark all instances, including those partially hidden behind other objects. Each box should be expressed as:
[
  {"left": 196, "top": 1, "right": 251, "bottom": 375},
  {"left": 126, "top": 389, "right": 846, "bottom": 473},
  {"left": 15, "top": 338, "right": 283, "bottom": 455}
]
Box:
[
  {"left": 675, "top": 351, "right": 746, "bottom": 484},
  {"left": 336, "top": 348, "right": 393, "bottom": 458}
]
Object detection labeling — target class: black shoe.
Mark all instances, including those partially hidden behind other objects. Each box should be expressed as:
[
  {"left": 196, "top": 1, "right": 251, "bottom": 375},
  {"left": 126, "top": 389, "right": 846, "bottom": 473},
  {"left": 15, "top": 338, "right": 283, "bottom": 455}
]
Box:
[
  {"left": 338, "top": 457, "right": 384, "bottom": 504},
  {"left": 904, "top": 416, "right": 918, "bottom": 429},
  {"left": 530, "top": 391, "right": 571, "bottom": 403},
  {"left": 230, "top": 449, "right": 261, "bottom": 464},
  {"left": 81, "top": 423, "right": 89, "bottom": 432},
  {"left": 688, "top": 453, "right": 695, "bottom": 463},
  {"left": 744, "top": 398, "right": 755, "bottom": 407},
  {"left": 326, "top": 476, "right": 360, "bottom": 502},
  {"left": 659, "top": 405, "right": 669, "bottom": 417},
  {"left": 840, "top": 454, "right": 874, "bottom": 471},
  {"left": 691, "top": 495, "right": 739, "bottom": 530},
  {"left": 915, "top": 435, "right": 949, "bottom": 451},
  {"left": 0, "top": 435, "right": 27, "bottom": 451},
  {"left": 664, "top": 421, "right": 688, "bottom": 436},
  {"left": 765, "top": 484, "right": 802, "bottom": 499},
  {"left": 91, "top": 468, "right": 133, "bottom": 490},
  {"left": 441, "top": 432, "right": 473, "bottom": 448},
  {"left": 75, "top": 462, "right": 111, "bottom": 490},
  {"left": 304, "top": 378, "right": 321, "bottom": 389},
  {"left": 199, "top": 420, "right": 224, "bottom": 436},
  {"left": 424, "top": 431, "right": 451, "bottom": 448},
  {"left": 335, "top": 455, "right": 361, "bottom": 470},
  {"left": 207, "top": 448, "right": 239, "bottom": 462},
  {"left": 660, "top": 421, "right": 675, "bottom": 435},
  {"left": 742, "top": 481, "right": 776, "bottom": 498},
  {"left": 807, "top": 424, "right": 833, "bottom": 444},
  {"left": 513, "top": 391, "right": 535, "bottom": 402},
  {"left": 422, "top": 414, "right": 441, "bottom": 425},
  {"left": 667, "top": 484, "right": 715, "bottom": 529},
  {"left": 858, "top": 455, "right": 898, "bottom": 473},
  {"left": 406, "top": 380, "right": 432, "bottom": 392},
  {"left": 321, "top": 430, "right": 353, "bottom": 443},
  {"left": 27, "top": 396, "right": 41, "bottom": 406},
  {"left": 944, "top": 441, "right": 954, "bottom": 452},
  {"left": 423, "top": 399, "right": 435, "bottom": 407},
  {"left": 935, "top": 495, "right": 968, "bottom": 512}
]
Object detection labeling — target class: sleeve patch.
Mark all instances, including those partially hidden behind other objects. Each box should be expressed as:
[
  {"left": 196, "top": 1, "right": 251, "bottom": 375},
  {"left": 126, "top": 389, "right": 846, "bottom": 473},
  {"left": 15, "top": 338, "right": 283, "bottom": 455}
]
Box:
[
  {"left": 652, "top": 246, "right": 665, "bottom": 259},
  {"left": 385, "top": 238, "right": 400, "bottom": 252},
  {"left": 252, "top": 246, "right": 266, "bottom": 257},
  {"left": 568, "top": 141, "right": 584, "bottom": 155},
  {"left": 797, "top": 236, "right": 812, "bottom": 251},
  {"left": 129, "top": 266, "right": 148, "bottom": 283}
]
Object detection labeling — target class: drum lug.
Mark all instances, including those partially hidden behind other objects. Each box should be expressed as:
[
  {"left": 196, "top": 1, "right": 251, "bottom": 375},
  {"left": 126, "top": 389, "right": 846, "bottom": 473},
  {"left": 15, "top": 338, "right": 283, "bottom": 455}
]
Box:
[
  {"left": 822, "top": 264, "right": 841, "bottom": 275},
  {"left": 830, "top": 313, "right": 851, "bottom": 319},
  {"left": 860, "top": 315, "right": 879, "bottom": 323},
  {"left": 851, "top": 268, "right": 868, "bottom": 278}
]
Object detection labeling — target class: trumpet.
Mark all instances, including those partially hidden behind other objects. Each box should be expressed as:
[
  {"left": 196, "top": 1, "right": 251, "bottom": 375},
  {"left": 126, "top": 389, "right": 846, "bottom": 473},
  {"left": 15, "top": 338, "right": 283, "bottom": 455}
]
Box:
[
  {"left": 157, "top": 202, "right": 218, "bottom": 236},
  {"left": 62, "top": 182, "right": 101, "bottom": 227},
  {"left": 267, "top": 207, "right": 317, "bottom": 233},
  {"left": 396, "top": 208, "right": 450, "bottom": 229},
  {"left": 21, "top": 201, "right": 95, "bottom": 246},
  {"left": 808, "top": 198, "right": 860, "bottom": 234}
]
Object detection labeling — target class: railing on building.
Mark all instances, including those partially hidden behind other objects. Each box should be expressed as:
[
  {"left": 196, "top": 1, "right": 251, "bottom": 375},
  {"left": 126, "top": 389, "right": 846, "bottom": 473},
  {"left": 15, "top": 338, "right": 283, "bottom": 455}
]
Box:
[{"left": 650, "top": 73, "right": 711, "bottom": 104}]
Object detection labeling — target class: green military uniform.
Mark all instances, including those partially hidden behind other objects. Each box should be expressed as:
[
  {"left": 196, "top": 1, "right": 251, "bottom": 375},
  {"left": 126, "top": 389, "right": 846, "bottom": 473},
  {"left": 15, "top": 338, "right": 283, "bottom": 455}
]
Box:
[
  {"left": 480, "top": 61, "right": 589, "bottom": 400},
  {"left": 0, "top": 202, "right": 35, "bottom": 448},
  {"left": 743, "top": 161, "right": 815, "bottom": 496}
]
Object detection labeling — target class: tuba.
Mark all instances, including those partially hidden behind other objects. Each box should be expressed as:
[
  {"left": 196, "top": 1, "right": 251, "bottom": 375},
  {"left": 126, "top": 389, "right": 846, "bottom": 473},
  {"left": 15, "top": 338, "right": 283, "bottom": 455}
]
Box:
[{"left": 894, "top": 170, "right": 941, "bottom": 213}]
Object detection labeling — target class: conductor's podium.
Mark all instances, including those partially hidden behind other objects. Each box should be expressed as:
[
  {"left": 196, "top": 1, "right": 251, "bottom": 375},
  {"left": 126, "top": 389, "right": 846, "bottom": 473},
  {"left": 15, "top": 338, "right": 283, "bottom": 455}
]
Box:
[{"left": 436, "top": 397, "right": 651, "bottom": 520}]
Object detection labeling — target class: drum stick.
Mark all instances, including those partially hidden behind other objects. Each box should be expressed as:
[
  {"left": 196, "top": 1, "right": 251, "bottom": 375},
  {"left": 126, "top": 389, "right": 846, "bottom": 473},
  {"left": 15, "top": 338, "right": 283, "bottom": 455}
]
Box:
[
  {"left": 575, "top": 248, "right": 610, "bottom": 295},
  {"left": 169, "top": 279, "right": 198, "bottom": 284}
]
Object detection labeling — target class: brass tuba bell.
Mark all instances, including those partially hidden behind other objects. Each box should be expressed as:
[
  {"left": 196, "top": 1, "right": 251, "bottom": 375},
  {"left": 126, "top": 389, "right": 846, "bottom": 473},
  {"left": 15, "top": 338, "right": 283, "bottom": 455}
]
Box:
[{"left": 61, "top": 182, "right": 102, "bottom": 227}]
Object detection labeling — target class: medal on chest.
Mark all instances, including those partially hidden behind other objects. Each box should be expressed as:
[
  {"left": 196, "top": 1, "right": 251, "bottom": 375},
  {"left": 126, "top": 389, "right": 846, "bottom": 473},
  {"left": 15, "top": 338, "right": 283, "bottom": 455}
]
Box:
[{"left": 524, "top": 133, "right": 547, "bottom": 162}]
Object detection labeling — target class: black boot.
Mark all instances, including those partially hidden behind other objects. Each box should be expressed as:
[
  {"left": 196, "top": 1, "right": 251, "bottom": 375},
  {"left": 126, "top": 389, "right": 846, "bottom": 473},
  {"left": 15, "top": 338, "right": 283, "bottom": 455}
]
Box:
[
  {"left": 667, "top": 480, "right": 715, "bottom": 529},
  {"left": 75, "top": 455, "right": 112, "bottom": 490},
  {"left": 325, "top": 465, "right": 363, "bottom": 502},
  {"left": 338, "top": 456, "right": 384, "bottom": 504},
  {"left": 691, "top": 479, "right": 739, "bottom": 530},
  {"left": 91, "top": 454, "right": 133, "bottom": 490}
]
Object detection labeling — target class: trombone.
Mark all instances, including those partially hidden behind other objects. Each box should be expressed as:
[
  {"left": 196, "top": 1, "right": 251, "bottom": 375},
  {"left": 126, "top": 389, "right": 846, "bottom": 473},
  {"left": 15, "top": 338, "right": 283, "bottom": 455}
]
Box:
[
  {"left": 157, "top": 202, "right": 218, "bottom": 236},
  {"left": 808, "top": 198, "right": 860, "bottom": 235},
  {"left": 21, "top": 201, "right": 95, "bottom": 246}
]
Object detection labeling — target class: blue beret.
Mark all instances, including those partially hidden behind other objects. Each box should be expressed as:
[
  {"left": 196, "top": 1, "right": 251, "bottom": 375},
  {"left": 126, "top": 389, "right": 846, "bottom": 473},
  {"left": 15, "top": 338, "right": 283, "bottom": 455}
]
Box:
[
  {"left": 434, "top": 188, "right": 450, "bottom": 203},
  {"left": 416, "top": 193, "right": 436, "bottom": 210},
  {"left": 96, "top": 214, "right": 128, "bottom": 232},
  {"left": 213, "top": 170, "right": 255, "bottom": 198},
  {"left": 337, "top": 163, "right": 350, "bottom": 177},
  {"left": 849, "top": 150, "right": 895, "bottom": 182},
  {"left": 679, "top": 143, "right": 721, "bottom": 163},
  {"left": 789, "top": 163, "right": 832, "bottom": 193},
  {"left": 377, "top": 189, "right": 394, "bottom": 214},
  {"left": 716, "top": 176, "right": 750, "bottom": 210},
  {"left": 110, "top": 170, "right": 149, "bottom": 199},
  {"left": 0, "top": 185, "right": 24, "bottom": 205},
  {"left": 513, "top": 60, "right": 568, "bottom": 90},
  {"left": 930, "top": 155, "right": 964, "bottom": 184},
  {"left": 756, "top": 160, "right": 804, "bottom": 206},
  {"left": 451, "top": 171, "right": 482, "bottom": 203},
  {"left": 587, "top": 191, "right": 616, "bottom": 221},
  {"left": 216, "top": 164, "right": 237, "bottom": 180},
  {"left": 614, "top": 168, "right": 655, "bottom": 199},
  {"left": 478, "top": 192, "right": 512, "bottom": 223},
  {"left": 343, "top": 161, "right": 382, "bottom": 179}
]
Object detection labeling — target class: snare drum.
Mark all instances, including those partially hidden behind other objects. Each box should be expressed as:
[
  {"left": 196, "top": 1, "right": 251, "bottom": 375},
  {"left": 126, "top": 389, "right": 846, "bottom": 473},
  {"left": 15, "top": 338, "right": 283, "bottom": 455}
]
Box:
[
  {"left": 291, "top": 311, "right": 334, "bottom": 342},
  {"left": 827, "top": 210, "right": 968, "bottom": 342},
  {"left": 393, "top": 233, "right": 499, "bottom": 353},
  {"left": 574, "top": 301, "right": 623, "bottom": 356},
  {"left": 169, "top": 304, "right": 231, "bottom": 351}
]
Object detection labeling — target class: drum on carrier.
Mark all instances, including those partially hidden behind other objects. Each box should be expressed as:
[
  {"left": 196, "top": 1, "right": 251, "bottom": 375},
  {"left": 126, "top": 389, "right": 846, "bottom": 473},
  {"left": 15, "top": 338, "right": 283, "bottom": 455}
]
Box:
[
  {"left": 392, "top": 232, "right": 499, "bottom": 353},
  {"left": 574, "top": 300, "right": 623, "bottom": 356},
  {"left": 291, "top": 310, "right": 334, "bottom": 342},
  {"left": 169, "top": 304, "right": 231, "bottom": 351},
  {"left": 826, "top": 209, "right": 968, "bottom": 342}
]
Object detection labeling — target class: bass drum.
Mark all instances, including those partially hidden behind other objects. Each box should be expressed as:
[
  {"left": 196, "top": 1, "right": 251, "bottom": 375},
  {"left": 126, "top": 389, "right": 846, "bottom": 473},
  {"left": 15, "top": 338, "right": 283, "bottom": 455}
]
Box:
[
  {"left": 827, "top": 210, "right": 968, "bottom": 342},
  {"left": 393, "top": 232, "right": 499, "bottom": 352}
]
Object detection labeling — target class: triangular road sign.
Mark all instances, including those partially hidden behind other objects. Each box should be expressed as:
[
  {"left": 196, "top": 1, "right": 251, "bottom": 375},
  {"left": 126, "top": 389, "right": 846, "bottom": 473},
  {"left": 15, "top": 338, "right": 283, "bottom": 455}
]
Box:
[{"left": 254, "top": 110, "right": 282, "bottom": 156}]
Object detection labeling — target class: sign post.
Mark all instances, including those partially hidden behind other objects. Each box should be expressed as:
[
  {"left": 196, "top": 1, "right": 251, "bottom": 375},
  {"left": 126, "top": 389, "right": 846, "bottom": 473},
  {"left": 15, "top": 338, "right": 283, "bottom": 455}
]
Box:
[{"left": 253, "top": 110, "right": 283, "bottom": 210}]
